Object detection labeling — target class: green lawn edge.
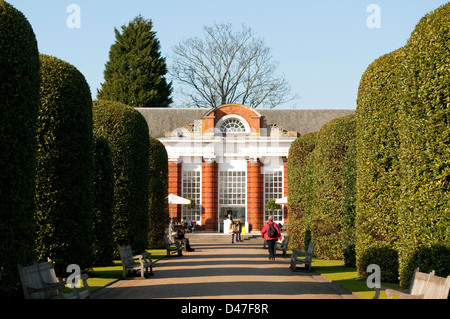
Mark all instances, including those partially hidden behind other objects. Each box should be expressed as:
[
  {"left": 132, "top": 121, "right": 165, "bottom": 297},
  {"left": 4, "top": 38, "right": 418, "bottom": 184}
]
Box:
[{"left": 80, "top": 249, "right": 401, "bottom": 299}]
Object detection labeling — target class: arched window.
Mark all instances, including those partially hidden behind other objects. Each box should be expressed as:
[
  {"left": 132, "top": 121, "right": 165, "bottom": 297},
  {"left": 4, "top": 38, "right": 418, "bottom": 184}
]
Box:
[
  {"left": 216, "top": 115, "right": 250, "bottom": 135},
  {"left": 220, "top": 118, "right": 246, "bottom": 134}
]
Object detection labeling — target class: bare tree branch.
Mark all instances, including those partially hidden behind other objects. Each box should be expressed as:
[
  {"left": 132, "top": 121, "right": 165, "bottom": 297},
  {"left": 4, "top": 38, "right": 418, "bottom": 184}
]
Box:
[{"left": 170, "top": 23, "right": 297, "bottom": 108}]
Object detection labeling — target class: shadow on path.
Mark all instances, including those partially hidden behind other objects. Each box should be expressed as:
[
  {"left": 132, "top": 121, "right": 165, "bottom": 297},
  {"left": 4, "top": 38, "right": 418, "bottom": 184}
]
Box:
[{"left": 94, "top": 243, "right": 358, "bottom": 299}]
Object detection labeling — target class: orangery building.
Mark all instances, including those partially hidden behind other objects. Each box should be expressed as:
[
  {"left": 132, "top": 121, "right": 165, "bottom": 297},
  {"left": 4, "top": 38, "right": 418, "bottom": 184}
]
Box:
[{"left": 137, "top": 104, "right": 354, "bottom": 233}]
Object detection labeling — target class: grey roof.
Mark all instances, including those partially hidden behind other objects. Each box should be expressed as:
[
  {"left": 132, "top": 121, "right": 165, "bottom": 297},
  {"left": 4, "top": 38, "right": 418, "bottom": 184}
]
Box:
[{"left": 136, "top": 107, "right": 355, "bottom": 138}]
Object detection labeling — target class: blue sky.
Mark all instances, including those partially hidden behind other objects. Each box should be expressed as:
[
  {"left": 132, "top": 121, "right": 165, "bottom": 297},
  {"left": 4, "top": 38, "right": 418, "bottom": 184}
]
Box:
[{"left": 7, "top": 0, "right": 449, "bottom": 109}]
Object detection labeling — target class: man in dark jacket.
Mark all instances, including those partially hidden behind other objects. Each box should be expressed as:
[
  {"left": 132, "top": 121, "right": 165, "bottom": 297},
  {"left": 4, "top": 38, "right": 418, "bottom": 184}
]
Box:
[{"left": 261, "top": 216, "right": 281, "bottom": 260}]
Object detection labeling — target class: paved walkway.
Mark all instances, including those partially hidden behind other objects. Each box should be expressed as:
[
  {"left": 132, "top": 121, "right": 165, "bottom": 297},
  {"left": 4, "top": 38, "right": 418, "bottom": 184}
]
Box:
[{"left": 93, "top": 242, "right": 358, "bottom": 299}]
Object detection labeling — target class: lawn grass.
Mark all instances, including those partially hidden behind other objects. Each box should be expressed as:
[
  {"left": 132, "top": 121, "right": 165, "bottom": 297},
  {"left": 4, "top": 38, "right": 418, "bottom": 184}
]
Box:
[
  {"left": 310, "top": 258, "right": 401, "bottom": 299},
  {"left": 83, "top": 249, "right": 167, "bottom": 293}
]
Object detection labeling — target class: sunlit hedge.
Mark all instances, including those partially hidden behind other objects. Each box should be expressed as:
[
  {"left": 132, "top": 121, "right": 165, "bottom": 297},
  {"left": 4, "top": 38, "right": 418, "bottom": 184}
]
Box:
[
  {"left": 287, "top": 132, "right": 317, "bottom": 250},
  {"left": 310, "top": 114, "right": 356, "bottom": 260},
  {"left": 397, "top": 3, "right": 450, "bottom": 287},
  {"left": 355, "top": 48, "right": 404, "bottom": 282}
]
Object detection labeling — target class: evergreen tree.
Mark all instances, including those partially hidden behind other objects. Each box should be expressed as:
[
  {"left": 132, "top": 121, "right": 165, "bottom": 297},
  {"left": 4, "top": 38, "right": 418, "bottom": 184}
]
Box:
[{"left": 98, "top": 15, "right": 172, "bottom": 107}]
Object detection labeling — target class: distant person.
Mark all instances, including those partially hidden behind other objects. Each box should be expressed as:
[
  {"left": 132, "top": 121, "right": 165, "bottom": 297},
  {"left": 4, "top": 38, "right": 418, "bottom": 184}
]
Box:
[
  {"left": 175, "top": 227, "right": 195, "bottom": 252},
  {"left": 261, "top": 216, "right": 281, "bottom": 260},
  {"left": 235, "top": 220, "right": 243, "bottom": 242},
  {"left": 227, "top": 211, "right": 233, "bottom": 222},
  {"left": 230, "top": 220, "right": 237, "bottom": 244},
  {"left": 227, "top": 211, "right": 235, "bottom": 243}
]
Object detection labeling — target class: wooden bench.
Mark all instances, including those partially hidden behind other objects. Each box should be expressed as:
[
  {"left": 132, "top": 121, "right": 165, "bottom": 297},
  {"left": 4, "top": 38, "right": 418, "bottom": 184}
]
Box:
[
  {"left": 290, "top": 242, "right": 316, "bottom": 271},
  {"left": 275, "top": 236, "right": 290, "bottom": 256},
  {"left": 18, "top": 260, "right": 90, "bottom": 299},
  {"left": 164, "top": 237, "right": 183, "bottom": 257},
  {"left": 374, "top": 268, "right": 450, "bottom": 299},
  {"left": 118, "top": 245, "right": 153, "bottom": 279}
]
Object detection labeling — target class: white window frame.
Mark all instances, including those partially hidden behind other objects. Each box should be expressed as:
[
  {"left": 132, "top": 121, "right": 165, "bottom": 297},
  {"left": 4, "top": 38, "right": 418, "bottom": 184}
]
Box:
[
  {"left": 264, "top": 170, "right": 284, "bottom": 223},
  {"left": 218, "top": 170, "right": 247, "bottom": 206},
  {"left": 181, "top": 167, "right": 202, "bottom": 224}
]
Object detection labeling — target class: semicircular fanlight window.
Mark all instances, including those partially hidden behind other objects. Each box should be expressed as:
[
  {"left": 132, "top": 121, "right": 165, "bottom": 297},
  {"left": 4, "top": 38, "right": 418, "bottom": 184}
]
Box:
[{"left": 220, "top": 118, "right": 246, "bottom": 134}]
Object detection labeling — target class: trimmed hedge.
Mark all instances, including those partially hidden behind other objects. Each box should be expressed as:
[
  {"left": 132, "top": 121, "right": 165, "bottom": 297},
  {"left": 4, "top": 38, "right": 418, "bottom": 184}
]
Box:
[
  {"left": 0, "top": 1, "right": 40, "bottom": 297},
  {"left": 355, "top": 48, "right": 404, "bottom": 282},
  {"left": 398, "top": 3, "right": 450, "bottom": 287},
  {"left": 287, "top": 132, "right": 317, "bottom": 250},
  {"left": 93, "top": 100, "right": 150, "bottom": 254},
  {"left": 147, "top": 136, "right": 169, "bottom": 248},
  {"left": 35, "top": 54, "right": 94, "bottom": 276},
  {"left": 310, "top": 114, "right": 356, "bottom": 260},
  {"left": 92, "top": 134, "right": 115, "bottom": 266}
]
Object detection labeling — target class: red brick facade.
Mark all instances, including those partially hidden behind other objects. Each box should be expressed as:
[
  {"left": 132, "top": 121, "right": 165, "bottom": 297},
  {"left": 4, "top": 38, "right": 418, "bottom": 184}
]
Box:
[
  {"left": 167, "top": 104, "right": 290, "bottom": 232},
  {"left": 202, "top": 104, "right": 262, "bottom": 136},
  {"left": 201, "top": 161, "right": 218, "bottom": 231},
  {"left": 168, "top": 161, "right": 182, "bottom": 222},
  {"left": 247, "top": 160, "right": 264, "bottom": 232}
]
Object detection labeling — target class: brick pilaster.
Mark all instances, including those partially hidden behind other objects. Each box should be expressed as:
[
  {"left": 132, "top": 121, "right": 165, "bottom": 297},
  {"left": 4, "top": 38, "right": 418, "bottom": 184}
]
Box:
[
  {"left": 202, "top": 160, "right": 218, "bottom": 231},
  {"left": 247, "top": 160, "right": 263, "bottom": 232},
  {"left": 168, "top": 161, "right": 182, "bottom": 223}
]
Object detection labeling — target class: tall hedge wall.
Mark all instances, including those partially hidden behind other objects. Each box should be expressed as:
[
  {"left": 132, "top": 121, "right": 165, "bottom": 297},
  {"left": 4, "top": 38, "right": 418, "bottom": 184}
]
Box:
[
  {"left": 355, "top": 48, "right": 404, "bottom": 282},
  {"left": 341, "top": 140, "right": 357, "bottom": 267},
  {"left": 0, "top": 1, "right": 40, "bottom": 297},
  {"left": 35, "top": 54, "right": 94, "bottom": 275},
  {"left": 92, "top": 134, "right": 115, "bottom": 266},
  {"left": 310, "top": 114, "right": 356, "bottom": 260},
  {"left": 148, "top": 136, "right": 169, "bottom": 248},
  {"left": 397, "top": 3, "right": 450, "bottom": 287},
  {"left": 93, "top": 100, "right": 150, "bottom": 254},
  {"left": 287, "top": 132, "right": 317, "bottom": 250}
]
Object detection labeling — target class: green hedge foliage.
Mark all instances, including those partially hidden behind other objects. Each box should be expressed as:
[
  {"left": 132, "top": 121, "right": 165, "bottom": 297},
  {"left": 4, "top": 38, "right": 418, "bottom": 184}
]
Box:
[
  {"left": 341, "top": 140, "right": 357, "bottom": 267},
  {"left": 355, "top": 48, "right": 404, "bottom": 282},
  {"left": 288, "top": 116, "right": 356, "bottom": 261},
  {"left": 93, "top": 100, "right": 150, "bottom": 254},
  {"left": 0, "top": 1, "right": 40, "bottom": 297},
  {"left": 148, "top": 137, "right": 169, "bottom": 248},
  {"left": 35, "top": 54, "right": 94, "bottom": 276},
  {"left": 310, "top": 114, "right": 356, "bottom": 260},
  {"left": 92, "top": 134, "right": 115, "bottom": 266},
  {"left": 287, "top": 132, "right": 317, "bottom": 250},
  {"left": 397, "top": 3, "right": 450, "bottom": 287}
]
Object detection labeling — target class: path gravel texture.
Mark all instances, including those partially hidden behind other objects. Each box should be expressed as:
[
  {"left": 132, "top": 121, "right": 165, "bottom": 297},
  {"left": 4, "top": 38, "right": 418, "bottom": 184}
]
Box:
[{"left": 93, "top": 242, "right": 358, "bottom": 299}]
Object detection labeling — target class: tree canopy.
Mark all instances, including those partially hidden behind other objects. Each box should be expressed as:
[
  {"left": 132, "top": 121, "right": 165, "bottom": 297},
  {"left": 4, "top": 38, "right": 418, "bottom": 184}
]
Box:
[
  {"left": 171, "top": 23, "right": 296, "bottom": 108},
  {"left": 97, "top": 15, "right": 172, "bottom": 107}
]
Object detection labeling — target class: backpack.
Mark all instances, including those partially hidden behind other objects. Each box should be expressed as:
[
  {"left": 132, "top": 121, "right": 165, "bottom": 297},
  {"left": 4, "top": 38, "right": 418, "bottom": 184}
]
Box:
[{"left": 267, "top": 222, "right": 277, "bottom": 238}]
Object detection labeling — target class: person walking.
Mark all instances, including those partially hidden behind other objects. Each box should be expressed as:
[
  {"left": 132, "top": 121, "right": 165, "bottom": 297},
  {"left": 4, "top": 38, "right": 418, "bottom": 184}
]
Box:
[{"left": 261, "top": 216, "right": 281, "bottom": 260}]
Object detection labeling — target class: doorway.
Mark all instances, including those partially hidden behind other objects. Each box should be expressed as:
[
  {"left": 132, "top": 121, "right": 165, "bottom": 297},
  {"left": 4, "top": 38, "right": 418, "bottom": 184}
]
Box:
[{"left": 219, "top": 207, "right": 246, "bottom": 233}]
